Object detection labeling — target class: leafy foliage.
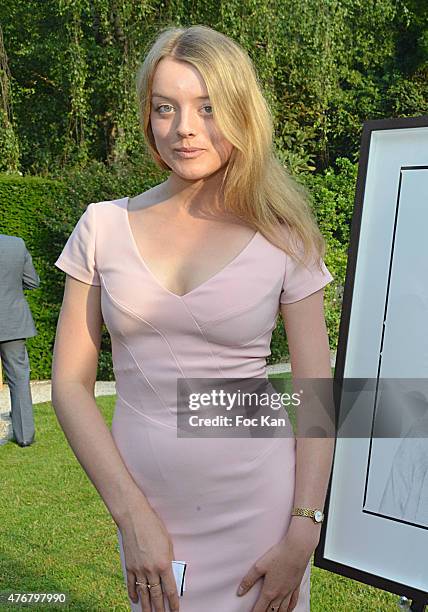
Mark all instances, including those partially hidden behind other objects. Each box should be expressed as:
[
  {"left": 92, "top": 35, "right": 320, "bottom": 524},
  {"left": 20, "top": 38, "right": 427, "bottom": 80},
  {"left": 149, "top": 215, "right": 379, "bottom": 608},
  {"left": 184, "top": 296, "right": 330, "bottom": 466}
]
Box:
[{"left": 0, "top": 0, "right": 426, "bottom": 174}]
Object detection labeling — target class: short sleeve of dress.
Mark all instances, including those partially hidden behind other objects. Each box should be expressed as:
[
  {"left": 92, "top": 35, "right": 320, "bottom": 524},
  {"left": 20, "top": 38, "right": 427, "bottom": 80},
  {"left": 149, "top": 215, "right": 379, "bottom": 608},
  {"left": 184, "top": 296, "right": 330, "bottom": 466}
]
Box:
[
  {"left": 54, "top": 203, "right": 101, "bottom": 286},
  {"left": 280, "top": 235, "right": 334, "bottom": 305}
]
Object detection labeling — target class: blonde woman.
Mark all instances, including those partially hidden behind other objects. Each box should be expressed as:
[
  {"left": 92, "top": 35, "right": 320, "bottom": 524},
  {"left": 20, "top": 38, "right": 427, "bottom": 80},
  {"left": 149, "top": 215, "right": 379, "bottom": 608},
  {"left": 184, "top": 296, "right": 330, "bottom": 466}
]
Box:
[{"left": 52, "top": 25, "right": 335, "bottom": 612}]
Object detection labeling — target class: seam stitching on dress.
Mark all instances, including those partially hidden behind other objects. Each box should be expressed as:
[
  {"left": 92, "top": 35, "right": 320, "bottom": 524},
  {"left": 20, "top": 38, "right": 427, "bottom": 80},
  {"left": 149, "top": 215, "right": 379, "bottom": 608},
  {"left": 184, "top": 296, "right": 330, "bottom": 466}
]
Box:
[
  {"left": 215, "top": 320, "right": 276, "bottom": 353},
  {"left": 280, "top": 250, "right": 287, "bottom": 302},
  {"left": 113, "top": 334, "right": 175, "bottom": 417},
  {"left": 100, "top": 272, "right": 188, "bottom": 380},
  {"left": 115, "top": 389, "right": 176, "bottom": 429},
  {"left": 100, "top": 273, "right": 185, "bottom": 417},
  {"left": 199, "top": 286, "right": 278, "bottom": 328},
  {"left": 178, "top": 298, "right": 226, "bottom": 379},
  {"left": 88, "top": 202, "right": 101, "bottom": 286}
]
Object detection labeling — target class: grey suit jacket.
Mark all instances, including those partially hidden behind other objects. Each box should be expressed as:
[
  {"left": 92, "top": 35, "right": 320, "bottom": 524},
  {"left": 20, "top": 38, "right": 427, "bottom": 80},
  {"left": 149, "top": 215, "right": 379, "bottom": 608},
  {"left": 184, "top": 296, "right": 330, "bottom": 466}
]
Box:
[{"left": 0, "top": 234, "right": 40, "bottom": 342}]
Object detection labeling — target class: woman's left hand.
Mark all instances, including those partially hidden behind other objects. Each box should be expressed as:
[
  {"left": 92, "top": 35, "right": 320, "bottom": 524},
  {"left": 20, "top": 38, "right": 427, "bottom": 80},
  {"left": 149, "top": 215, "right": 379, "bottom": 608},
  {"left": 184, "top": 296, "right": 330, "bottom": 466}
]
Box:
[{"left": 236, "top": 527, "right": 319, "bottom": 612}]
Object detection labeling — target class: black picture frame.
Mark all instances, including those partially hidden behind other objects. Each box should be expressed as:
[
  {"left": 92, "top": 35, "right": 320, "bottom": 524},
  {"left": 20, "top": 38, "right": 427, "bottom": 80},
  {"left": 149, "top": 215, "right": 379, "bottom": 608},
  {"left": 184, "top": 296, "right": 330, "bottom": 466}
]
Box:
[{"left": 314, "top": 114, "right": 428, "bottom": 610}]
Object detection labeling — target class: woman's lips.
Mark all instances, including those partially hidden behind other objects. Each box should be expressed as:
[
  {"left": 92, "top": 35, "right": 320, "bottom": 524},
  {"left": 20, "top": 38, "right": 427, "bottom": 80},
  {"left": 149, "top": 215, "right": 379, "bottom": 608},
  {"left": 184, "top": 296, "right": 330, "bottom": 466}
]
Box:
[{"left": 174, "top": 149, "right": 205, "bottom": 158}]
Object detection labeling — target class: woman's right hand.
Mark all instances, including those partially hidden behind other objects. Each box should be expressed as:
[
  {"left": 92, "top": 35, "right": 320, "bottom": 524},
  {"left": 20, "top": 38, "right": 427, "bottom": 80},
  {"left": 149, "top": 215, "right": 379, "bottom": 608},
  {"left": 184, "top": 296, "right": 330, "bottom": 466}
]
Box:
[{"left": 119, "top": 506, "right": 180, "bottom": 612}]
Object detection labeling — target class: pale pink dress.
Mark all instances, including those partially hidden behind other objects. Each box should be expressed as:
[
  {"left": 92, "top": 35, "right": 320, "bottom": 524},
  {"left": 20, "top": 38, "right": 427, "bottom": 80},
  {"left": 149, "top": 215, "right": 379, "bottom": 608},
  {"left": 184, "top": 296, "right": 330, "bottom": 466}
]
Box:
[{"left": 54, "top": 197, "right": 334, "bottom": 611}]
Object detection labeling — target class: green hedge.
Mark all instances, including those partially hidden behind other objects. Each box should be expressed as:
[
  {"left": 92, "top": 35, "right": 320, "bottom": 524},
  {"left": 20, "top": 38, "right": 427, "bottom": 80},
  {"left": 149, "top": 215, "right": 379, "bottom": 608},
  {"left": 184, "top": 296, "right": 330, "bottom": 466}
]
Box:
[{"left": 0, "top": 157, "right": 356, "bottom": 381}]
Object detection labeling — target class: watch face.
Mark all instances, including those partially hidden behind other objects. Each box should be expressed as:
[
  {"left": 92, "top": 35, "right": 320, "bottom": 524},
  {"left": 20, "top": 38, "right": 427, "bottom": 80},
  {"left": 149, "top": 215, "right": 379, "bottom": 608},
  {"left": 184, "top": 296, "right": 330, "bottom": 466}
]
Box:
[{"left": 314, "top": 510, "right": 324, "bottom": 523}]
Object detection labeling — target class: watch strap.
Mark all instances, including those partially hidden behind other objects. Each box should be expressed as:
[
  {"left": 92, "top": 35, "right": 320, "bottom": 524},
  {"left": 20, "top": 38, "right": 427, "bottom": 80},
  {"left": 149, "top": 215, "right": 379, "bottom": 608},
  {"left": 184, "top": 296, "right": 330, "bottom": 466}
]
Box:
[
  {"left": 291, "top": 507, "right": 324, "bottom": 522},
  {"left": 292, "top": 507, "right": 315, "bottom": 517}
]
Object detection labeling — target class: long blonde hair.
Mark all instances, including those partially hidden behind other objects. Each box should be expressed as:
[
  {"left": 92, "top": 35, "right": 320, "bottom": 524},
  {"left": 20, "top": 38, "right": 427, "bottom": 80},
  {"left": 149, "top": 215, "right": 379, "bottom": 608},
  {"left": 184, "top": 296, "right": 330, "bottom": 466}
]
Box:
[{"left": 135, "top": 24, "right": 327, "bottom": 271}]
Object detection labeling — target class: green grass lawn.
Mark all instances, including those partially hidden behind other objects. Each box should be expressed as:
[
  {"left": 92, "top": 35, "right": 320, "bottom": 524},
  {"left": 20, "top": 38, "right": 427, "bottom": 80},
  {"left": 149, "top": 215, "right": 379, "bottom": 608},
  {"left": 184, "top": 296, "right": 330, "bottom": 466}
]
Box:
[{"left": 0, "top": 384, "right": 401, "bottom": 611}]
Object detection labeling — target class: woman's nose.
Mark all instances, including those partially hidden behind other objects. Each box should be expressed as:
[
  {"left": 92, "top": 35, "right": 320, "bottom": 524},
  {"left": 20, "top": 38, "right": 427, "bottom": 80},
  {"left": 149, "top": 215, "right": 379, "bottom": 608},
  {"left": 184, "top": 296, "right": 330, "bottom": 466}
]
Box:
[{"left": 175, "top": 108, "right": 197, "bottom": 136}]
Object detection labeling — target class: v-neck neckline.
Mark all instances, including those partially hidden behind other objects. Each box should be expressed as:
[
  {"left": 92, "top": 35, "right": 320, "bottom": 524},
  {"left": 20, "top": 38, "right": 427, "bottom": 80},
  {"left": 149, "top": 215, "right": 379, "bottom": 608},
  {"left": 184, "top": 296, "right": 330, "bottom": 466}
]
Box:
[{"left": 123, "top": 196, "right": 260, "bottom": 300}]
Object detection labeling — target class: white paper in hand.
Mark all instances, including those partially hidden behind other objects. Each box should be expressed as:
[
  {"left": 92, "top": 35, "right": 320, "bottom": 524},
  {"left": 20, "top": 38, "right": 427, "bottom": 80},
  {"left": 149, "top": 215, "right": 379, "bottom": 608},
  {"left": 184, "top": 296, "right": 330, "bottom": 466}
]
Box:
[{"left": 172, "top": 560, "right": 187, "bottom": 596}]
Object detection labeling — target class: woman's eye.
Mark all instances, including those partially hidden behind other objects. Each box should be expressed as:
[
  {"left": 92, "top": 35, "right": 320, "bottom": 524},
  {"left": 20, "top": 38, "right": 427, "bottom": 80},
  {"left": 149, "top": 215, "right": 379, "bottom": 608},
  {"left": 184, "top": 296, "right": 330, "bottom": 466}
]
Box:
[
  {"left": 202, "top": 105, "right": 213, "bottom": 114},
  {"left": 156, "top": 104, "right": 173, "bottom": 114}
]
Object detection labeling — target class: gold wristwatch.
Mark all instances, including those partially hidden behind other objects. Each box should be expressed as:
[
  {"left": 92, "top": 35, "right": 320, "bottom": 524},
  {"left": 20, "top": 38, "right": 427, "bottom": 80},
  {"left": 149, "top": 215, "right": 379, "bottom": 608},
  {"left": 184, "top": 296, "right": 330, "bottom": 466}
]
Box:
[{"left": 291, "top": 507, "right": 324, "bottom": 524}]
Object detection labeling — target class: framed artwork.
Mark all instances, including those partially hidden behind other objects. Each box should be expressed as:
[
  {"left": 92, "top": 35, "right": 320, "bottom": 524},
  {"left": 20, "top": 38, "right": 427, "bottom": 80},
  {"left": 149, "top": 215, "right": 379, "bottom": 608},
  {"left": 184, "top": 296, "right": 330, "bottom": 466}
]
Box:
[{"left": 314, "top": 115, "right": 428, "bottom": 609}]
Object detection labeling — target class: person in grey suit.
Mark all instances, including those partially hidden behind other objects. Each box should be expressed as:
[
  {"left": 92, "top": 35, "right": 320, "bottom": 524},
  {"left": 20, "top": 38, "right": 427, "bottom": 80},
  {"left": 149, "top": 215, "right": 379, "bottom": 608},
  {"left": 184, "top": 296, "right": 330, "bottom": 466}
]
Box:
[{"left": 0, "top": 234, "right": 40, "bottom": 446}]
